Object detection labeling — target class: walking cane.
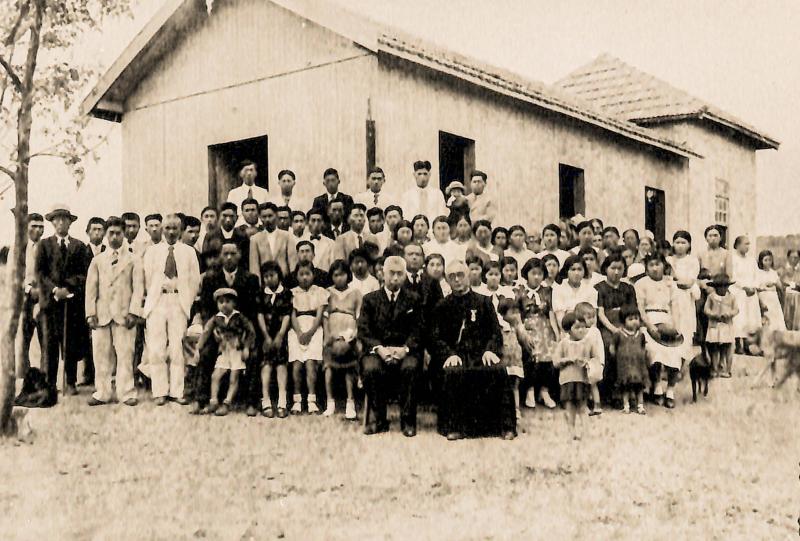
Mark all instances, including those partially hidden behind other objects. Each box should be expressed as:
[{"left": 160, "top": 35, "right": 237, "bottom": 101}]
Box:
[{"left": 60, "top": 300, "right": 68, "bottom": 393}]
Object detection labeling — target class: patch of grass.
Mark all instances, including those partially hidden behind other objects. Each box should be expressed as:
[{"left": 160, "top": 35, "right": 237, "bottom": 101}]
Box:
[{"left": 1, "top": 355, "right": 798, "bottom": 540}]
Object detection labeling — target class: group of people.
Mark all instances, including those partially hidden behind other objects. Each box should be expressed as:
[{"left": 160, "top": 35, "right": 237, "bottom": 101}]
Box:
[{"left": 14, "top": 159, "right": 792, "bottom": 441}]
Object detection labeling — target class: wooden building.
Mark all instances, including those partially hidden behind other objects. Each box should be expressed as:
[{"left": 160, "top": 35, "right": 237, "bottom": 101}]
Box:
[{"left": 81, "top": 0, "right": 778, "bottom": 244}]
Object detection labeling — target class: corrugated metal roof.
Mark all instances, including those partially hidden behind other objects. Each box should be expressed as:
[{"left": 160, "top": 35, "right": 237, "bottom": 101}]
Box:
[{"left": 555, "top": 53, "right": 779, "bottom": 150}]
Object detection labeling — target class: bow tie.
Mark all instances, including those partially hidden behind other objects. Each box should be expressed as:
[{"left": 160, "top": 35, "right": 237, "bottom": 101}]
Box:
[{"left": 310, "top": 234, "right": 321, "bottom": 241}]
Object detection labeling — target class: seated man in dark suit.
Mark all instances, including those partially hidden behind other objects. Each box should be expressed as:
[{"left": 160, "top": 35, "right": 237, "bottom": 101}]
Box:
[
  {"left": 357, "top": 256, "right": 423, "bottom": 437},
  {"left": 431, "top": 259, "right": 516, "bottom": 441},
  {"left": 311, "top": 167, "right": 354, "bottom": 221},
  {"left": 191, "top": 240, "right": 261, "bottom": 416}
]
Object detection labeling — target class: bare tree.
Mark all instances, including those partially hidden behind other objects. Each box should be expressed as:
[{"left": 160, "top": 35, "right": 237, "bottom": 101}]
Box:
[{"left": 0, "top": 0, "right": 131, "bottom": 435}]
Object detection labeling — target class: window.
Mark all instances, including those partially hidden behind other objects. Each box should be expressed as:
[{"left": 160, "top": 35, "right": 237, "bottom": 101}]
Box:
[
  {"left": 715, "top": 178, "right": 730, "bottom": 226},
  {"left": 558, "top": 163, "right": 585, "bottom": 219},
  {"left": 644, "top": 187, "right": 666, "bottom": 241},
  {"left": 207, "top": 135, "right": 269, "bottom": 208},
  {"left": 438, "top": 131, "right": 476, "bottom": 194}
]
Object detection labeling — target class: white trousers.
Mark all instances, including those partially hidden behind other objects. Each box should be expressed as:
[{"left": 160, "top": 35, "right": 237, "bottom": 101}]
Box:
[
  {"left": 92, "top": 322, "right": 136, "bottom": 402},
  {"left": 146, "top": 294, "right": 188, "bottom": 399}
]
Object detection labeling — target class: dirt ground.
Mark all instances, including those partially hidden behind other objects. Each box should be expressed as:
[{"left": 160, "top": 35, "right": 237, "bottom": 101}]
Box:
[{"left": 0, "top": 354, "right": 798, "bottom": 541}]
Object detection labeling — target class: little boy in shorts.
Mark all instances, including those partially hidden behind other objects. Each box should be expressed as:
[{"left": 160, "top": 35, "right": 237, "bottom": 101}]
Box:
[{"left": 196, "top": 288, "right": 256, "bottom": 416}]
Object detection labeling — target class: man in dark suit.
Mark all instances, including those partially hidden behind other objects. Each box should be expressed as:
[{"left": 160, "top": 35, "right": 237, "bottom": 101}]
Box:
[
  {"left": 17, "top": 213, "right": 45, "bottom": 380},
  {"left": 36, "top": 204, "right": 92, "bottom": 398},
  {"left": 311, "top": 167, "right": 354, "bottom": 222},
  {"left": 191, "top": 240, "right": 261, "bottom": 416},
  {"left": 357, "top": 255, "right": 423, "bottom": 437},
  {"left": 430, "top": 260, "right": 516, "bottom": 441},
  {"left": 203, "top": 202, "right": 250, "bottom": 267},
  {"left": 322, "top": 200, "right": 349, "bottom": 240},
  {"left": 402, "top": 243, "right": 443, "bottom": 320}
]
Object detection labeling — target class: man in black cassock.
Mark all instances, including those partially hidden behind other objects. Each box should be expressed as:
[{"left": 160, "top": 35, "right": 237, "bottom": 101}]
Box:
[{"left": 431, "top": 259, "right": 516, "bottom": 440}]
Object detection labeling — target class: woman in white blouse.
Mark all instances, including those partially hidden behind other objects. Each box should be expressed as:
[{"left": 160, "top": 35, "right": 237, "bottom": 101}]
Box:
[
  {"left": 552, "top": 254, "right": 598, "bottom": 333},
  {"left": 730, "top": 236, "right": 762, "bottom": 353}
]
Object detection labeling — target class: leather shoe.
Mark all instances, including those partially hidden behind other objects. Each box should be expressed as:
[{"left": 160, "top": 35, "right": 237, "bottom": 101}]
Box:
[
  {"left": 402, "top": 426, "right": 417, "bottom": 437},
  {"left": 123, "top": 398, "right": 139, "bottom": 407},
  {"left": 446, "top": 432, "right": 463, "bottom": 441},
  {"left": 153, "top": 396, "right": 167, "bottom": 406},
  {"left": 64, "top": 384, "right": 78, "bottom": 396},
  {"left": 174, "top": 397, "right": 190, "bottom": 406},
  {"left": 501, "top": 430, "right": 516, "bottom": 440},
  {"left": 87, "top": 397, "right": 106, "bottom": 406},
  {"left": 246, "top": 406, "right": 258, "bottom": 417},
  {"left": 364, "top": 422, "right": 389, "bottom": 436}
]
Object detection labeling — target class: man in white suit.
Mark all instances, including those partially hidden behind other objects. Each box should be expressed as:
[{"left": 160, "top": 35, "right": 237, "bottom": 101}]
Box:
[
  {"left": 85, "top": 217, "right": 144, "bottom": 406},
  {"left": 138, "top": 214, "right": 201, "bottom": 405},
  {"left": 333, "top": 203, "right": 378, "bottom": 263}
]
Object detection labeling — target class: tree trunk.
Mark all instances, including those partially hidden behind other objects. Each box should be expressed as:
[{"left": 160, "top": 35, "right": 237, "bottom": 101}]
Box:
[{"left": 0, "top": 0, "right": 42, "bottom": 436}]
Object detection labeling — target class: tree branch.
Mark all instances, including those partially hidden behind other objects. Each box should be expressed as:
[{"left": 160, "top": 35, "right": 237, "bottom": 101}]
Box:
[
  {"left": 0, "top": 165, "right": 15, "bottom": 181},
  {"left": 4, "top": 0, "right": 31, "bottom": 46},
  {"left": 0, "top": 55, "right": 22, "bottom": 93}
]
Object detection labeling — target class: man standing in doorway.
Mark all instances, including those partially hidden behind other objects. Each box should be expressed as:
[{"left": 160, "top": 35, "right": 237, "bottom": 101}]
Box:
[
  {"left": 138, "top": 214, "right": 201, "bottom": 405},
  {"left": 36, "top": 204, "right": 91, "bottom": 399},
  {"left": 226, "top": 159, "right": 268, "bottom": 212}
]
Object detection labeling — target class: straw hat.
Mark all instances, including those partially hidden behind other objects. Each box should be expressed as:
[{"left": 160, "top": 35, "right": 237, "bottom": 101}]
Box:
[{"left": 45, "top": 204, "right": 77, "bottom": 222}]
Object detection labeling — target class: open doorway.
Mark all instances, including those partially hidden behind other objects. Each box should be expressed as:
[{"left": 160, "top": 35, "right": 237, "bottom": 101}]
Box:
[
  {"left": 559, "top": 163, "right": 585, "bottom": 219},
  {"left": 644, "top": 186, "right": 666, "bottom": 241},
  {"left": 208, "top": 135, "right": 268, "bottom": 208},
  {"left": 438, "top": 131, "right": 475, "bottom": 194}
]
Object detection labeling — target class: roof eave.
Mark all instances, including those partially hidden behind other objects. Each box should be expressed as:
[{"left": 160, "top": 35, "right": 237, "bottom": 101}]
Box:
[
  {"left": 632, "top": 113, "right": 779, "bottom": 150},
  {"left": 378, "top": 41, "right": 700, "bottom": 160}
]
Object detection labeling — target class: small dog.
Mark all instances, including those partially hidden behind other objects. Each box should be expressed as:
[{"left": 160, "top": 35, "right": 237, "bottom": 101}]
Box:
[
  {"left": 689, "top": 352, "right": 711, "bottom": 402},
  {"left": 754, "top": 326, "right": 800, "bottom": 391}
]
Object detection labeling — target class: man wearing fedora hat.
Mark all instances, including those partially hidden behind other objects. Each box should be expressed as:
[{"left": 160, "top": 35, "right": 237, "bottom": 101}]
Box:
[{"left": 35, "top": 204, "right": 92, "bottom": 398}]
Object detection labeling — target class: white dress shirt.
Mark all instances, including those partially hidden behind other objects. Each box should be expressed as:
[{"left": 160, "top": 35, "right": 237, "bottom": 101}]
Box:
[
  {"left": 227, "top": 183, "right": 269, "bottom": 210},
  {"left": 400, "top": 186, "right": 447, "bottom": 221},
  {"left": 355, "top": 189, "right": 393, "bottom": 209}
]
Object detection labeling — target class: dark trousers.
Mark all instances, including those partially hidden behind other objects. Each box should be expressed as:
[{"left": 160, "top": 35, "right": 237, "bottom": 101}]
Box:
[
  {"left": 41, "top": 301, "right": 85, "bottom": 388},
  {"left": 437, "top": 365, "right": 516, "bottom": 437},
  {"left": 82, "top": 336, "right": 95, "bottom": 385},
  {"left": 17, "top": 295, "right": 43, "bottom": 378},
  {"left": 361, "top": 354, "right": 420, "bottom": 429}
]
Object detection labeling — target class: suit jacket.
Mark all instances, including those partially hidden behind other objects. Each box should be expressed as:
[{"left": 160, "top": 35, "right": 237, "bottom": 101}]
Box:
[
  {"left": 430, "top": 290, "right": 502, "bottom": 367},
  {"left": 88, "top": 243, "right": 107, "bottom": 258},
  {"left": 85, "top": 247, "right": 144, "bottom": 325},
  {"left": 403, "top": 272, "right": 444, "bottom": 321},
  {"left": 199, "top": 268, "right": 260, "bottom": 324},
  {"left": 311, "top": 192, "right": 354, "bottom": 219},
  {"left": 333, "top": 230, "right": 378, "bottom": 263},
  {"left": 357, "top": 288, "right": 422, "bottom": 357},
  {"left": 249, "top": 228, "right": 297, "bottom": 282},
  {"left": 138, "top": 241, "right": 201, "bottom": 319},
  {"left": 323, "top": 223, "right": 350, "bottom": 241},
  {"left": 36, "top": 236, "right": 91, "bottom": 312}
]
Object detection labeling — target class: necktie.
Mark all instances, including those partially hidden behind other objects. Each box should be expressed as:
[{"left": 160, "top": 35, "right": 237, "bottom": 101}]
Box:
[
  {"left": 164, "top": 245, "right": 177, "bottom": 279},
  {"left": 389, "top": 290, "right": 397, "bottom": 309},
  {"left": 374, "top": 193, "right": 379, "bottom": 205},
  {"left": 333, "top": 227, "right": 340, "bottom": 238},
  {"left": 226, "top": 272, "right": 234, "bottom": 286},
  {"left": 60, "top": 238, "right": 68, "bottom": 259},
  {"left": 247, "top": 186, "right": 253, "bottom": 200},
  {"left": 358, "top": 234, "right": 363, "bottom": 248},
  {"left": 111, "top": 250, "right": 119, "bottom": 266}
]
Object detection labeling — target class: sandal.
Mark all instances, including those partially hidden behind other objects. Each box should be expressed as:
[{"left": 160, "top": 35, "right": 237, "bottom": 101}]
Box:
[{"left": 262, "top": 406, "right": 275, "bottom": 418}]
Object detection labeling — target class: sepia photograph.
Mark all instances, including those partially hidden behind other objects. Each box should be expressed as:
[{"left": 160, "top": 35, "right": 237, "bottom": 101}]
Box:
[{"left": 0, "top": 0, "right": 798, "bottom": 539}]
